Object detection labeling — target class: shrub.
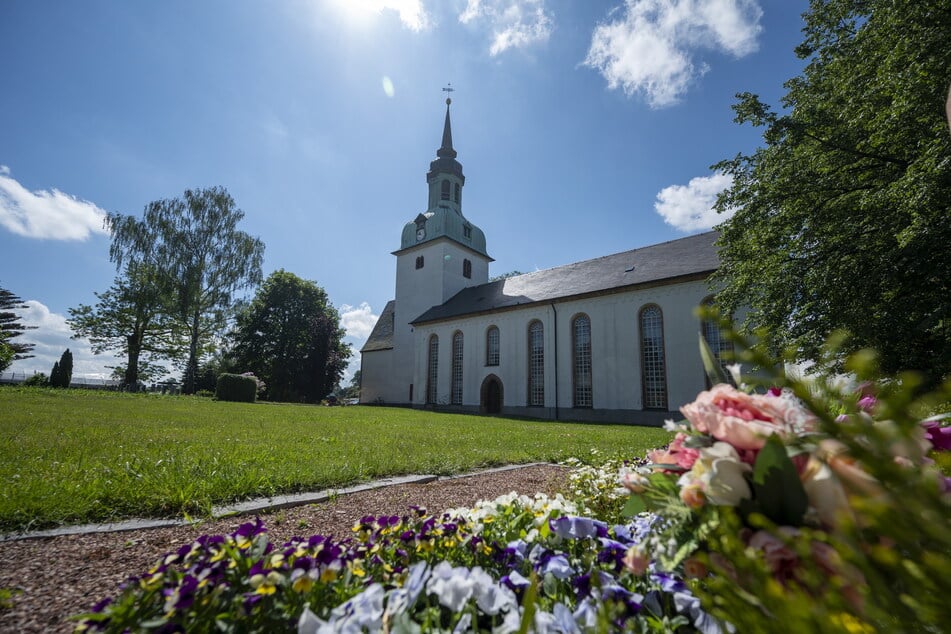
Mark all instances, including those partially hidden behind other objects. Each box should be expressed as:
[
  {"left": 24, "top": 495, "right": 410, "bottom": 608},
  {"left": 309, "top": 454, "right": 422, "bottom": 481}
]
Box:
[
  {"left": 22, "top": 373, "right": 48, "bottom": 387},
  {"left": 215, "top": 373, "right": 257, "bottom": 403}
]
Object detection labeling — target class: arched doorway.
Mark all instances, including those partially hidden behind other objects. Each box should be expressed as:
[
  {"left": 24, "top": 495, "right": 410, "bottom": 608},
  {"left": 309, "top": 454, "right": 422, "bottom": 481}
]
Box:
[{"left": 480, "top": 375, "right": 503, "bottom": 415}]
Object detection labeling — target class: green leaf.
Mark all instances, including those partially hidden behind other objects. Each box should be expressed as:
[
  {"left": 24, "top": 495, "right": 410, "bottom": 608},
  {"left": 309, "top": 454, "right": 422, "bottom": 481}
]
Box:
[
  {"left": 748, "top": 435, "right": 808, "bottom": 526},
  {"left": 683, "top": 434, "right": 714, "bottom": 449},
  {"left": 517, "top": 573, "right": 539, "bottom": 634},
  {"left": 140, "top": 617, "right": 169, "bottom": 629},
  {"left": 700, "top": 334, "right": 729, "bottom": 386},
  {"left": 622, "top": 494, "right": 646, "bottom": 518},
  {"left": 539, "top": 516, "right": 551, "bottom": 539}
]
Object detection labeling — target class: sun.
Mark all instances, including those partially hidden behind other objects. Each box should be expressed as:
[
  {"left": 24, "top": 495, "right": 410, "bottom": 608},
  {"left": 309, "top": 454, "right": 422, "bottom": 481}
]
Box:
[
  {"left": 325, "top": 0, "right": 429, "bottom": 32},
  {"left": 326, "top": 0, "right": 377, "bottom": 28}
]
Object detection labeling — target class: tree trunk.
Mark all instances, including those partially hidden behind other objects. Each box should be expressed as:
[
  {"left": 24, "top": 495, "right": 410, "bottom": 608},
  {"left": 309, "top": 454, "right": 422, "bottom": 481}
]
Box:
[
  {"left": 125, "top": 333, "right": 140, "bottom": 389},
  {"left": 183, "top": 310, "right": 200, "bottom": 394}
]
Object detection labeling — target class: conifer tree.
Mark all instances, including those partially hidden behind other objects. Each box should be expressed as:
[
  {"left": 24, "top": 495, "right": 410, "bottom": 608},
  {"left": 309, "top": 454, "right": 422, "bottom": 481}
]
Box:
[
  {"left": 60, "top": 348, "right": 73, "bottom": 387},
  {"left": 50, "top": 361, "right": 62, "bottom": 388},
  {"left": 0, "top": 285, "right": 35, "bottom": 371},
  {"left": 49, "top": 349, "right": 74, "bottom": 387}
]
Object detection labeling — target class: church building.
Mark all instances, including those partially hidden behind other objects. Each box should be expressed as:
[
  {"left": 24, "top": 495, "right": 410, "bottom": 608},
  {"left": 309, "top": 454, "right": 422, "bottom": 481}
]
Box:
[{"left": 360, "top": 99, "right": 727, "bottom": 425}]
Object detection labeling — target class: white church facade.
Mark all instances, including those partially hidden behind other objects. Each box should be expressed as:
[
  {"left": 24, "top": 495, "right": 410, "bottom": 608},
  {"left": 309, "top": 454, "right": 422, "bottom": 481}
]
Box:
[{"left": 360, "top": 99, "right": 728, "bottom": 425}]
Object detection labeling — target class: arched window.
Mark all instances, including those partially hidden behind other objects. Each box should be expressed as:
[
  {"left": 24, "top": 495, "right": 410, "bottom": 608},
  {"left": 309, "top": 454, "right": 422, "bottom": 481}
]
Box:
[
  {"left": 427, "top": 335, "right": 439, "bottom": 404},
  {"left": 441, "top": 180, "right": 451, "bottom": 200},
  {"left": 701, "top": 297, "right": 734, "bottom": 380},
  {"left": 451, "top": 331, "right": 464, "bottom": 405},
  {"left": 463, "top": 259, "right": 472, "bottom": 279},
  {"left": 572, "top": 314, "right": 592, "bottom": 408},
  {"left": 415, "top": 255, "right": 424, "bottom": 269},
  {"left": 454, "top": 182, "right": 461, "bottom": 203},
  {"left": 639, "top": 305, "right": 667, "bottom": 410},
  {"left": 528, "top": 320, "right": 544, "bottom": 407},
  {"left": 486, "top": 326, "right": 500, "bottom": 366}
]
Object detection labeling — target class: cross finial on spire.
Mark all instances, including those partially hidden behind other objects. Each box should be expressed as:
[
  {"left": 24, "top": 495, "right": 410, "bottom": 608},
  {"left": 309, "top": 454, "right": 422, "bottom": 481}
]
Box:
[{"left": 442, "top": 83, "right": 454, "bottom": 105}]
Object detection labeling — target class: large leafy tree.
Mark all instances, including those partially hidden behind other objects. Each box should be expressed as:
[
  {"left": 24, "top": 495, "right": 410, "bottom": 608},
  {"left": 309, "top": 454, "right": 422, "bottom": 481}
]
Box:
[
  {"left": 713, "top": 0, "right": 951, "bottom": 382},
  {"left": 67, "top": 264, "right": 184, "bottom": 387},
  {"left": 229, "top": 270, "right": 350, "bottom": 403},
  {"left": 0, "top": 286, "right": 35, "bottom": 371},
  {"left": 109, "top": 187, "right": 265, "bottom": 393}
]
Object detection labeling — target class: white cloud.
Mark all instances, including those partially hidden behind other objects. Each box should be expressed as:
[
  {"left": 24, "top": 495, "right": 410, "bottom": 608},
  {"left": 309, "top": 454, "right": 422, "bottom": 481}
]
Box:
[
  {"left": 584, "top": 0, "right": 763, "bottom": 108},
  {"left": 459, "top": 0, "right": 553, "bottom": 56},
  {"left": 654, "top": 172, "right": 735, "bottom": 231},
  {"left": 340, "top": 302, "right": 379, "bottom": 342},
  {"left": 338, "top": 302, "right": 380, "bottom": 385},
  {"left": 5, "top": 300, "right": 124, "bottom": 380},
  {"left": 0, "top": 166, "right": 110, "bottom": 240},
  {"left": 382, "top": 76, "right": 395, "bottom": 98}
]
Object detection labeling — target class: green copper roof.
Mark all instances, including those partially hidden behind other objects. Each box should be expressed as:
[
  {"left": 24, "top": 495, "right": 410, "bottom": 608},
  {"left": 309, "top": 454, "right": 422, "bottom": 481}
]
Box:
[
  {"left": 397, "top": 98, "right": 488, "bottom": 258},
  {"left": 398, "top": 206, "right": 488, "bottom": 257}
]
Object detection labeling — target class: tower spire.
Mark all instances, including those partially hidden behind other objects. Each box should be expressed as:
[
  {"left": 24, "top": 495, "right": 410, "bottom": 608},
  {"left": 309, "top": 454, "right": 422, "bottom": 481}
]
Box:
[{"left": 438, "top": 85, "right": 456, "bottom": 159}]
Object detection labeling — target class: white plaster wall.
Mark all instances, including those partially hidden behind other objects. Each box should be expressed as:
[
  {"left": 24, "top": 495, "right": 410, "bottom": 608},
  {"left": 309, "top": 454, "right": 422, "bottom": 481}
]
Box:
[
  {"left": 360, "top": 349, "right": 399, "bottom": 404},
  {"left": 411, "top": 279, "right": 714, "bottom": 412},
  {"left": 388, "top": 238, "right": 492, "bottom": 405}
]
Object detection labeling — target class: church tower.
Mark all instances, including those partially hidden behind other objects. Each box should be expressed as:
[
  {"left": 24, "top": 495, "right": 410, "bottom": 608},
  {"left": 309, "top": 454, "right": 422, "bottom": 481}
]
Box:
[{"left": 387, "top": 96, "right": 492, "bottom": 403}]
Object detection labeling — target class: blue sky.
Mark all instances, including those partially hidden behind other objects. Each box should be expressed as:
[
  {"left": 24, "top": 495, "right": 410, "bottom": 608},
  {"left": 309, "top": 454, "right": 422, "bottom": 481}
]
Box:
[{"left": 0, "top": 0, "right": 808, "bottom": 382}]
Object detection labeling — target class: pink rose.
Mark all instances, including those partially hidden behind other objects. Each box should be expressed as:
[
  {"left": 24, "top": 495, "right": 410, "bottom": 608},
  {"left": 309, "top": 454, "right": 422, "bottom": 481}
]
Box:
[
  {"left": 621, "top": 472, "right": 650, "bottom": 494},
  {"left": 681, "top": 384, "right": 817, "bottom": 450},
  {"left": 748, "top": 528, "right": 800, "bottom": 583},
  {"left": 647, "top": 432, "right": 700, "bottom": 471},
  {"left": 817, "top": 439, "right": 883, "bottom": 498}
]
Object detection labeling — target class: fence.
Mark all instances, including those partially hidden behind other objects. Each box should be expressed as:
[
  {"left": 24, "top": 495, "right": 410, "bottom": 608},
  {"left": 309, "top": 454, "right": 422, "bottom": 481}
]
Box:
[{"left": 0, "top": 372, "right": 122, "bottom": 390}]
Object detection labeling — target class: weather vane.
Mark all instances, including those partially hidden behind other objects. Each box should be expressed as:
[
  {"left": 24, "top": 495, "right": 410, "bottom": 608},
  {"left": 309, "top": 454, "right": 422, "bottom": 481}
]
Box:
[{"left": 443, "top": 83, "right": 454, "bottom": 104}]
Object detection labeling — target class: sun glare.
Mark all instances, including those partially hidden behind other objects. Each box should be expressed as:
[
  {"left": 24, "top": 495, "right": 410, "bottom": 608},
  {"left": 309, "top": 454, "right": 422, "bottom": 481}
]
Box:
[{"left": 327, "top": 0, "right": 429, "bottom": 31}]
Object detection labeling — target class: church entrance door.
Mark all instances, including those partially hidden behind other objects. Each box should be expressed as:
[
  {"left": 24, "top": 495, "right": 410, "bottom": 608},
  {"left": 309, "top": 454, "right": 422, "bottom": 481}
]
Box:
[{"left": 481, "top": 375, "right": 503, "bottom": 415}]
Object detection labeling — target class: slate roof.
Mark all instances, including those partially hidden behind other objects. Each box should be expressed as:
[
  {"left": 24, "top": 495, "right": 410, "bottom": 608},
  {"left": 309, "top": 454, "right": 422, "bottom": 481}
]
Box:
[
  {"left": 361, "top": 300, "right": 396, "bottom": 352},
  {"left": 412, "top": 231, "right": 720, "bottom": 325}
]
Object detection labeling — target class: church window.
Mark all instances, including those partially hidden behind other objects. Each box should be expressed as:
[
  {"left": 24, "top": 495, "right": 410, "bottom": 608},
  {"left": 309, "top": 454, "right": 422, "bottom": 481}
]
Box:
[
  {"left": 463, "top": 224, "right": 472, "bottom": 240},
  {"left": 572, "top": 314, "right": 592, "bottom": 408},
  {"left": 486, "top": 326, "right": 500, "bottom": 366},
  {"left": 639, "top": 305, "right": 667, "bottom": 410},
  {"left": 528, "top": 321, "right": 544, "bottom": 407},
  {"left": 415, "top": 255, "right": 424, "bottom": 269},
  {"left": 463, "top": 259, "right": 472, "bottom": 279},
  {"left": 701, "top": 297, "right": 734, "bottom": 386},
  {"left": 427, "top": 335, "right": 438, "bottom": 404},
  {"left": 451, "top": 331, "right": 464, "bottom": 405},
  {"left": 441, "top": 180, "right": 451, "bottom": 200},
  {"left": 454, "top": 183, "right": 461, "bottom": 203}
]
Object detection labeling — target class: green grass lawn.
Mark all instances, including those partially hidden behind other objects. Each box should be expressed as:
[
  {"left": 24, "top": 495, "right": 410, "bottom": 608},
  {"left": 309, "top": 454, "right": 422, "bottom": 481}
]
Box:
[{"left": 0, "top": 387, "right": 672, "bottom": 531}]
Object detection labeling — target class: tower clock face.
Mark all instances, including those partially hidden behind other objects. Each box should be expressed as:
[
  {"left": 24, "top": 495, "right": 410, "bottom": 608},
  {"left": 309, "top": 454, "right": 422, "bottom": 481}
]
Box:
[{"left": 416, "top": 227, "right": 426, "bottom": 241}]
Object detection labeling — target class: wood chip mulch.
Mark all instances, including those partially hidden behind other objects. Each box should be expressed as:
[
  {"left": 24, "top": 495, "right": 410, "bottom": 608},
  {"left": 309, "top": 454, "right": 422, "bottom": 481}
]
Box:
[{"left": 0, "top": 464, "right": 569, "bottom": 633}]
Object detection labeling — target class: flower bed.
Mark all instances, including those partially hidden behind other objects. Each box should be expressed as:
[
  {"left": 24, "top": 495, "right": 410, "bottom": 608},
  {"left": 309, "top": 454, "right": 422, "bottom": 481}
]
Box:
[
  {"left": 76, "top": 327, "right": 951, "bottom": 633},
  {"left": 76, "top": 493, "right": 719, "bottom": 633}
]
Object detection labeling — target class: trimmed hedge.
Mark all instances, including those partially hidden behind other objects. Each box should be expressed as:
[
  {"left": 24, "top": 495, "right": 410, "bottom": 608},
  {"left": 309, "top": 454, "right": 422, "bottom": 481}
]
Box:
[{"left": 215, "top": 373, "right": 257, "bottom": 403}]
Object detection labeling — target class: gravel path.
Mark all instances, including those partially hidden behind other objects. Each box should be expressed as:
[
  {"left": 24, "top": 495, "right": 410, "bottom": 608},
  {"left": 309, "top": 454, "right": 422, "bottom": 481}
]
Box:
[{"left": 0, "top": 464, "right": 569, "bottom": 633}]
